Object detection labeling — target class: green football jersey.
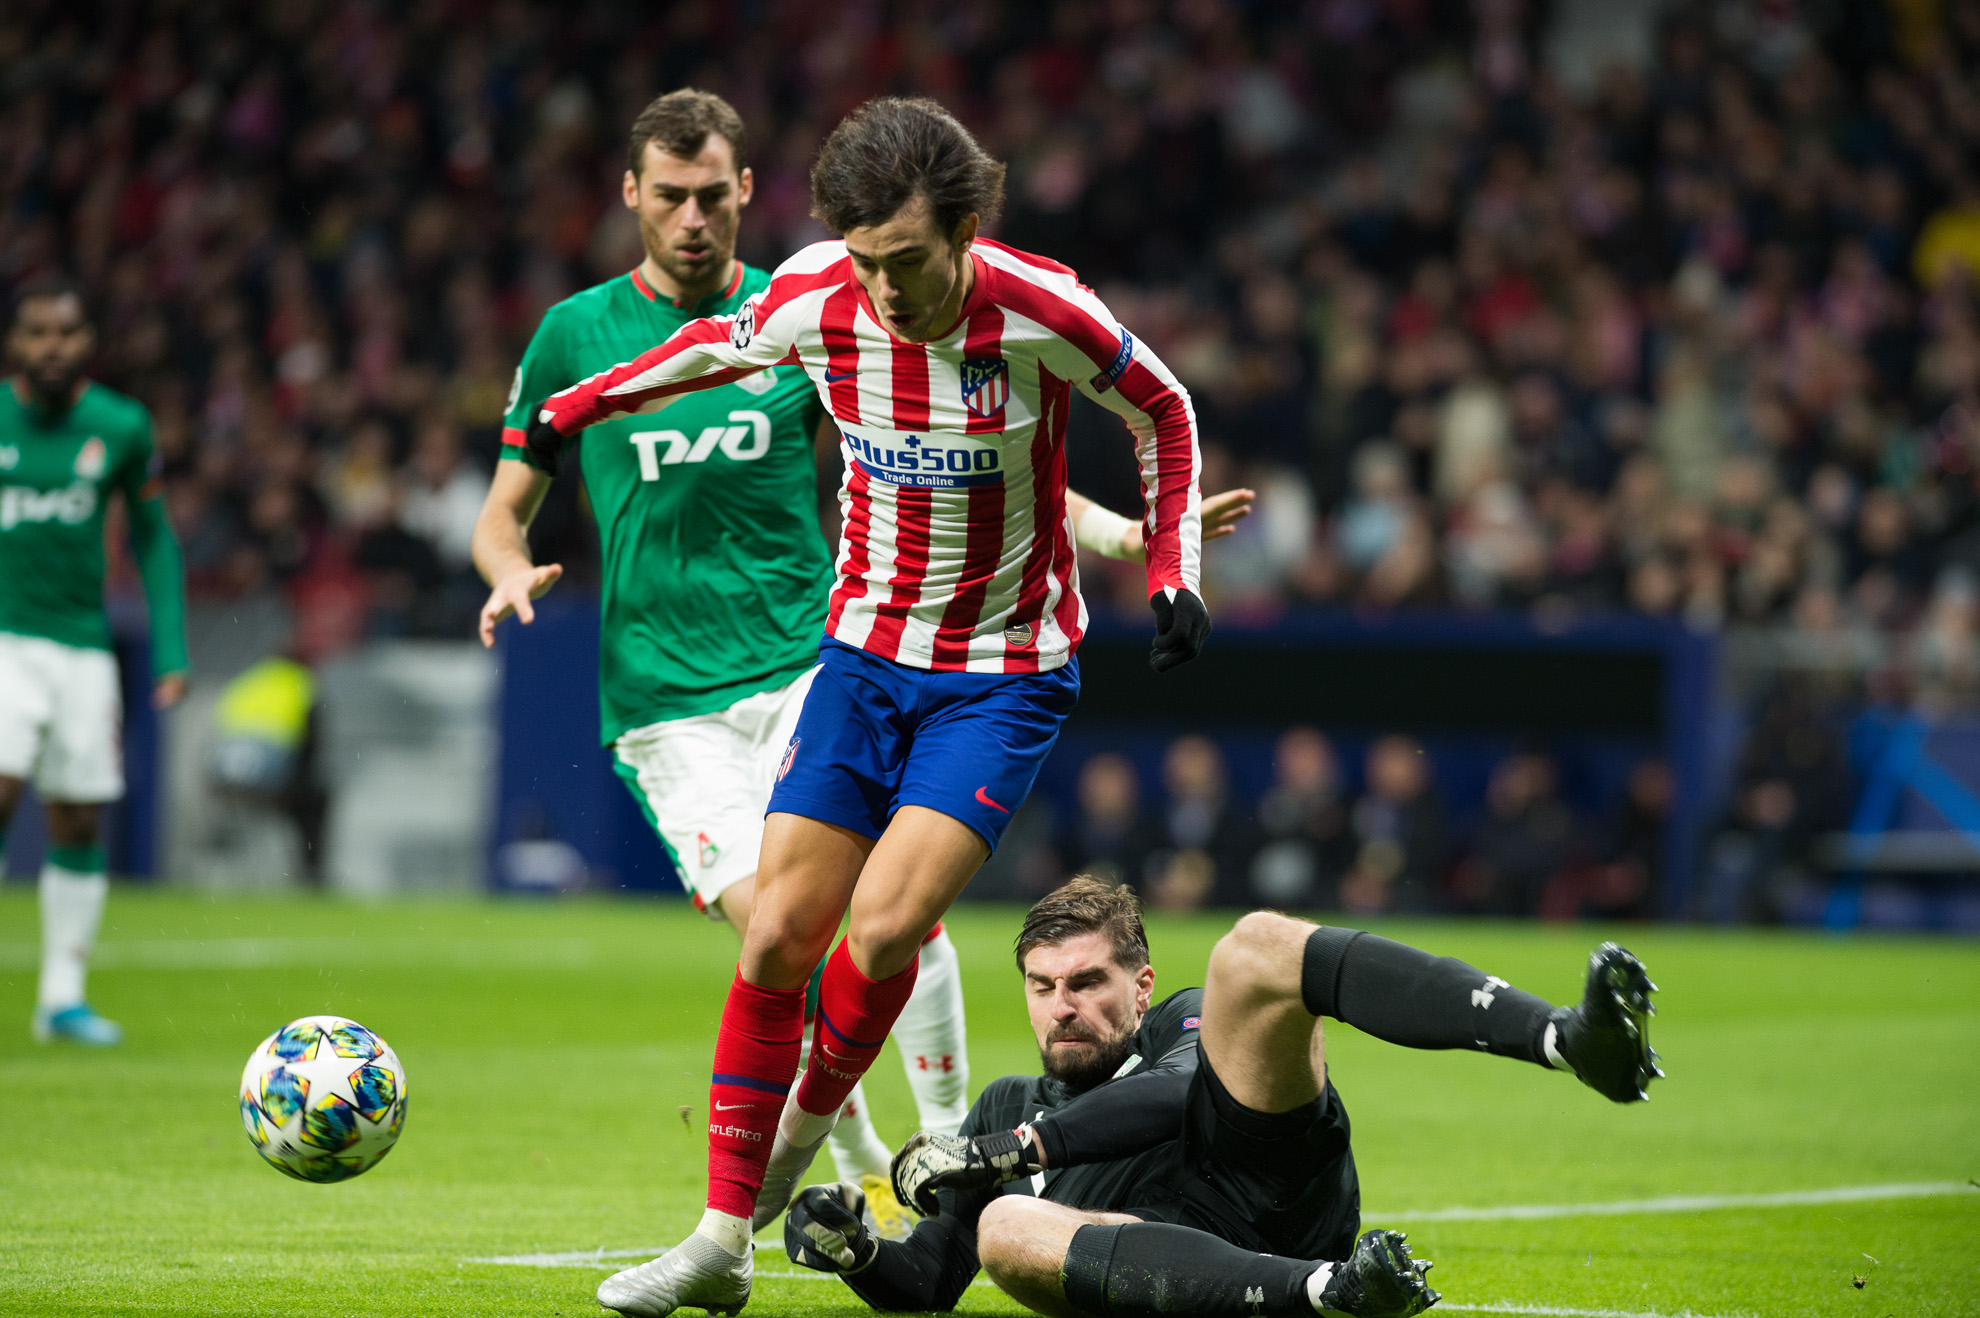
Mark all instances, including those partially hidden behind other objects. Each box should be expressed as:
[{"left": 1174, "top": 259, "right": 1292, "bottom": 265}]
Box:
[
  {"left": 0, "top": 380, "right": 187, "bottom": 674},
  {"left": 503, "top": 264, "right": 831, "bottom": 744}
]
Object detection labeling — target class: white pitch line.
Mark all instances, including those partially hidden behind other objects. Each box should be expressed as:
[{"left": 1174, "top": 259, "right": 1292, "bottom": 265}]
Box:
[
  {"left": 1372, "top": 1180, "right": 1973, "bottom": 1223},
  {"left": 468, "top": 1180, "right": 1974, "bottom": 1271},
  {"left": 1441, "top": 1298, "right": 1750, "bottom": 1306},
  {"left": 0, "top": 936, "right": 593, "bottom": 972}
]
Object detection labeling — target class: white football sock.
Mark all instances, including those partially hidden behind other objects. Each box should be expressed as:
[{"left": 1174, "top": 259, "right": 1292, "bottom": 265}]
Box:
[
  {"left": 1304, "top": 1261, "right": 1339, "bottom": 1315},
  {"left": 779, "top": 1044, "right": 843, "bottom": 1149},
  {"left": 38, "top": 863, "right": 107, "bottom": 1010},
  {"left": 891, "top": 927, "right": 970, "bottom": 1133},
  {"left": 695, "top": 1208, "right": 752, "bottom": 1258},
  {"left": 824, "top": 1083, "right": 894, "bottom": 1183}
]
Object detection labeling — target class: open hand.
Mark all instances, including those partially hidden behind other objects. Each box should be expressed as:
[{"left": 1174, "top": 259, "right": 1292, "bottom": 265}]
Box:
[{"left": 478, "top": 563, "right": 564, "bottom": 647}]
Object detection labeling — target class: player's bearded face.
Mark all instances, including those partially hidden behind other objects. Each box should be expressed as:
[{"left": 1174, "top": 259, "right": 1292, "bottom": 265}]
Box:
[
  {"left": 7, "top": 296, "right": 93, "bottom": 405},
  {"left": 625, "top": 140, "right": 752, "bottom": 297},
  {"left": 843, "top": 198, "right": 976, "bottom": 343},
  {"left": 1023, "top": 936, "right": 1152, "bottom": 1093},
  {"left": 1038, "top": 1011, "right": 1139, "bottom": 1092}
]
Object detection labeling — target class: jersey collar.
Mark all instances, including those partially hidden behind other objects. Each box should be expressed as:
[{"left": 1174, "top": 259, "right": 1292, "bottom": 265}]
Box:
[{"left": 631, "top": 260, "right": 745, "bottom": 314}]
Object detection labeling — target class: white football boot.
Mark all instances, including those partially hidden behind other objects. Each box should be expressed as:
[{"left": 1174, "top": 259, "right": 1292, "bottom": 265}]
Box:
[{"left": 596, "top": 1232, "right": 752, "bottom": 1317}]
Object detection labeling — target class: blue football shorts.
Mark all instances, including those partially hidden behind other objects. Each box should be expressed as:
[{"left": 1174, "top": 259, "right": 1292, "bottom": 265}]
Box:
[{"left": 765, "top": 638, "right": 1079, "bottom": 850}]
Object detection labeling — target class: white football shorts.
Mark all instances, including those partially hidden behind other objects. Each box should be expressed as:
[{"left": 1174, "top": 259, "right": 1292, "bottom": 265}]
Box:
[
  {"left": 611, "top": 665, "right": 819, "bottom": 919},
  {"left": 0, "top": 631, "right": 124, "bottom": 803}
]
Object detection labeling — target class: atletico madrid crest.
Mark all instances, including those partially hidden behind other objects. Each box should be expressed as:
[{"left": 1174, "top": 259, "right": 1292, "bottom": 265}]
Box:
[{"left": 960, "top": 357, "right": 1009, "bottom": 419}]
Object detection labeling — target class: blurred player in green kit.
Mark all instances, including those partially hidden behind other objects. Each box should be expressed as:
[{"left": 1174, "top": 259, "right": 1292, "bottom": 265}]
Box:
[
  {"left": 0, "top": 277, "right": 189, "bottom": 1046},
  {"left": 471, "top": 91, "right": 1251, "bottom": 1230}
]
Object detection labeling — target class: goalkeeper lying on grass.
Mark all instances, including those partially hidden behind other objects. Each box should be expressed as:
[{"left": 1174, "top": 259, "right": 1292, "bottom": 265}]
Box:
[{"left": 786, "top": 877, "right": 1662, "bottom": 1318}]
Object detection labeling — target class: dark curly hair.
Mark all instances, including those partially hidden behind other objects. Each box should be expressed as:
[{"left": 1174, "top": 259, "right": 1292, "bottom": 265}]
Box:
[
  {"left": 809, "top": 97, "right": 1006, "bottom": 237},
  {"left": 1015, "top": 875, "right": 1149, "bottom": 974}
]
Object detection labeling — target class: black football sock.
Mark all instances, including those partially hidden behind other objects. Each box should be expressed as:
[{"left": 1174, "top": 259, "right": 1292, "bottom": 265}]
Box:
[
  {"left": 1061, "top": 1222, "right": 1320, "bottom": 1318},
  {"left": 1300, "top": 926, "right": 1558, "bottom": 1067}
]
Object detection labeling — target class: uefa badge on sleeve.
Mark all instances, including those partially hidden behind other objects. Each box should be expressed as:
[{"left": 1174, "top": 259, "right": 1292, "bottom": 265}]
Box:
[{"left": 961, "top": 358, "right": 1009, "bottom": 419}]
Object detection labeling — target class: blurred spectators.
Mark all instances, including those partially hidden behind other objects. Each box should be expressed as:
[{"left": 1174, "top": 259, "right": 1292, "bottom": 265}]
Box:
[
  {"left": 4, "top": 0, "right": 1977, "bottom": 654},
  {"left": 1342, "top": 734, "right": 1445, "bottom": 914},
  {"left": 1698, "top": 680, "right": 1851, "bottom": 922},
  {"left": 1145, "top": 735, "right": 1256, "bottom": 911},
  {"left": 1451, "top": 749, "right": 1585, "bottom": 916},
  {"left": 1247, "top": 726, "right": 1353, "bottom": 909},
  {"left": 1058, "top": 751, "right": 1157, "bottom": 893}
]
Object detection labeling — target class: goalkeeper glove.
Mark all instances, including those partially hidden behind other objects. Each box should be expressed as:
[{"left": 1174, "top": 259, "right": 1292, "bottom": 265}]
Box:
[
  {"left": 1149, "top": 587, "right": 1211, "bottom": 673},
  {"left": 891, "top": 1126, "right": 1044, "bottom": 1217},
  {"left": 784, "top": 1182, "right": 879, "bottom": 1275}
]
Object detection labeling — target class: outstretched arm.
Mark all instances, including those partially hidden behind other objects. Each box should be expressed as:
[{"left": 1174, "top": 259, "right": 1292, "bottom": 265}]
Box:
[
  {"left": 472, "top": 460, "right": 561, "bottom": 647},
  {"left": 118, "top": 427, "right": 188, "bottom": 706},
  {"left": 531, "top": 246, "right": 843, "bottom": 452},
  {"left": 1068, "top": 487, "right": 1255, "bottom": 561}
]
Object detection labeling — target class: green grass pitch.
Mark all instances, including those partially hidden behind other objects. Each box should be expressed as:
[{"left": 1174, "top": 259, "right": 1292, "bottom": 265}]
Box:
[{"left": 1, "top": 887, "right": 1976, "bottom": 1317}]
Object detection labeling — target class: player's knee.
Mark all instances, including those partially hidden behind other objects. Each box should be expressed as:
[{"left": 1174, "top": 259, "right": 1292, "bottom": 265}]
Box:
[
  {"left": 973, "top": 1195, "right": 1034, "bottom": 1278},
  {"left": 738, "top": 908, "right": 837, "bottom": 988},
  {"left": 846, "top": 912, "right": 928, "bottom": 981},
  {"left": 1209, "top": 911, "right": 1308, "bottom": 1000}
]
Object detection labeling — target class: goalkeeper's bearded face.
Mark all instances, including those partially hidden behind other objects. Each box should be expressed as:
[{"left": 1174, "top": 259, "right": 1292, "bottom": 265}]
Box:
[{"left": 1020, "top": 932, "right": 1157, "bottom": 1093}]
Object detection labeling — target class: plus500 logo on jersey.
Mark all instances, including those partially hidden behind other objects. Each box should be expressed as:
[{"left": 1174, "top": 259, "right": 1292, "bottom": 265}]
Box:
[
  {"left": 0, "top": 482, "right": 97, "bottom": 530},
  {"left": 844, "top": 428, "right": 1003, "bottom": 489},
  {"left": 627, "top": 409, "right": 772, "bottom": 481}
]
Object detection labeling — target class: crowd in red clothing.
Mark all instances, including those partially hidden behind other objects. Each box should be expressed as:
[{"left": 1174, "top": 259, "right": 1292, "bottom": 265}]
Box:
[{"left": 4, "top": 1, "right": 1980, "bottom": 653}]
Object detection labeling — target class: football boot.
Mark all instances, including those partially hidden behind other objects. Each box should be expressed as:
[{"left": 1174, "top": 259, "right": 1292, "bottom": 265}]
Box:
[
  {"left": 1548, "top": 942, "right": 1663, "bottom": 1103},
  {"left": 597, "top": 1233, "right": 751, "bottom": 1318},
  {"left": 33, "top": 1003, "right": 122, "bottom": 1046}
]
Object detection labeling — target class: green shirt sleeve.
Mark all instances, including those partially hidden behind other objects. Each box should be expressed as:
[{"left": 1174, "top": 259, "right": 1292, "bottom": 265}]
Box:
[
  {"left": 118, "top": 411, "right": 189, "bottom": 677},
  {"left": 502, "top": 309, "right": 572, "bottom": 472}
]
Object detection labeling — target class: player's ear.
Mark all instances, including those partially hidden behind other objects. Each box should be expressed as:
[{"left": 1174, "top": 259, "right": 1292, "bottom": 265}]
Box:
[
  {"left": 952, "top": 212, "right": 978, "bottom": 254},
  {"left": 1134, "top": 963, "right": 1155, "bottom": 1012},
  {"left": 622, "top": 169, "right": 640, "bottom": 210},
  {"left": 737, "top": 165, "right": 755, "bottom": 209}
]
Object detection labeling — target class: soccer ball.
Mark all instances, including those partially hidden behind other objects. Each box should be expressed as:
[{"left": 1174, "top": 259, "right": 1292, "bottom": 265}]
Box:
[{"left": 239, "top": 1015, "right": 408, "bottom": 1183}]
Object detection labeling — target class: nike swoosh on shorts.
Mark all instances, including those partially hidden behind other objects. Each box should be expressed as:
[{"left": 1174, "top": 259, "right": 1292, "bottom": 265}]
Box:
[{"left": 975, "top": 787, "right": 1009, "bottom": 814}]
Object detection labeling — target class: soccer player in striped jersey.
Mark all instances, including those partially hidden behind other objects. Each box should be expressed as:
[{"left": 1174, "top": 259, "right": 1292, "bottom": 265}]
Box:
[
  {"left": 474, "top": 92, "right": 1251, "bottom": 1259},
  {"left": 522, "top": 98, "right": 1212, "bottom": 1318}
]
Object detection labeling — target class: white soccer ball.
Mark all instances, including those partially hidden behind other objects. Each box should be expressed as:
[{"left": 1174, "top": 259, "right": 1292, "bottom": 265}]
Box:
[{"left": 239, "top": 1015, "right": 408, "bottom": 1183}]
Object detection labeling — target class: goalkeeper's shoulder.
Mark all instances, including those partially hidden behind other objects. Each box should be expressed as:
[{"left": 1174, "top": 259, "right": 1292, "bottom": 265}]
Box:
[{"left": 960, "top": 1074, "right": 1042, "bottom": 1134}]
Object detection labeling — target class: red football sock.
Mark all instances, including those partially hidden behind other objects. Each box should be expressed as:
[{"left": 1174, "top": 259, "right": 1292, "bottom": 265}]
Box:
[
  {"left": 706, "top": 973, "right": 804, "bottom": 1218},
  {"left": 794, "top": 937, "right": 920, "bottom": 1118}
]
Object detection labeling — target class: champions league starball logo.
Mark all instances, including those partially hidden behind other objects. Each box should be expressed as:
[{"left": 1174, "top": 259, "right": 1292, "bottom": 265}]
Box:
[{"left": 73, "top": 437, "right": 107, "bottom": 479}]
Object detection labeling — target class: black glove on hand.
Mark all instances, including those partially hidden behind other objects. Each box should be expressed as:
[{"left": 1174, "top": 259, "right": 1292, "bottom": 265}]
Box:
[
  {"left": 1149, "top": 588, "right": 1211, "bottom": 673},
  {"left": 522, "top": 411, "right": 566, "bottom": 478},
  {"left": 892, "top": 1127, "right": 1044, "bottom": 1217},
  {"left": 784, "top": 1182, "right": 879, "bottom": 1274}
]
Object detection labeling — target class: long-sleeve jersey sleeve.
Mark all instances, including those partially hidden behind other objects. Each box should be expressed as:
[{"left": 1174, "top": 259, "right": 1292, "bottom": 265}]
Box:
[
  {"left": 535, "top": 250, "right": 840, "bottom": 438},
  {"left": 118, "top": 420, "right": 188, "bottom": 677},
  {"left": 1010, "top": 266, "right": 1203, "bottom": 600},
  {"left": 1030, "top": 1034, "right": 1198, "bottom": 1169}
]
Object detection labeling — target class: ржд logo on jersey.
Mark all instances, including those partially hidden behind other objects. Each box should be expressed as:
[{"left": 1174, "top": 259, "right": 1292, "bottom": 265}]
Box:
[
  {"left": 627, "top": 410, "right": 772, "bottom": 480},
  {"left": 0, "top": 482, "right": 97, "bottom": 530}
]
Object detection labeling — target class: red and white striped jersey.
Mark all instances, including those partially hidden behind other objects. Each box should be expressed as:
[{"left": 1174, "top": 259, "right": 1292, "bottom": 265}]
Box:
[{"left": 538, "top": 238, "right": 1202, "bottom": 674}]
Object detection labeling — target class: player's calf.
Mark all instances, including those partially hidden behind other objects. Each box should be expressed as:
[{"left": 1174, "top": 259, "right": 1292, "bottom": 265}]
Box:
[
  {"left": 1298, "top": 925, "right": 1663, "bottom": 1100},
  {"left": 980, "top": 1210, "right": 1438, "bottom": 1318}
]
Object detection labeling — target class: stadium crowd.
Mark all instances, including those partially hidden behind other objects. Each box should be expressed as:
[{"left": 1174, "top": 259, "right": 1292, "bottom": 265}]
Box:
[
  {"left": 6, "top": 0, "right": 1980, "bottom": 916},
  {"left": 5, "top": 0, "right": 1980, "bottom": 641}
]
